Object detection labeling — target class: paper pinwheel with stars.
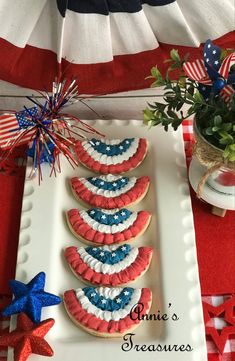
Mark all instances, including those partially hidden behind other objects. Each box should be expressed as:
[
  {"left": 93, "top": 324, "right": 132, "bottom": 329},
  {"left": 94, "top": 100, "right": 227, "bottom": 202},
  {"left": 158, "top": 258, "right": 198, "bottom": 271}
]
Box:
[{"left": 183, "top": 39, "right": 235, "bottom": 103}]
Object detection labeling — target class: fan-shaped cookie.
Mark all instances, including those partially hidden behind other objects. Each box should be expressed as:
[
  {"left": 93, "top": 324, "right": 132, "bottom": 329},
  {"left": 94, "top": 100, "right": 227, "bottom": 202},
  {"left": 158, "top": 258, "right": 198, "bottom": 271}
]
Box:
[
  {"left": 64, "top": 286, "right": 152, "bottom": 337},
  {"left": 70, "top": 175, "right": 150, "bottom": 209},
  {"left": 66, "top": 208, "right": 151, "bottom": 245},
  {"left": 65, "top": 244, "right": 153, "bottom": 286},
  {"left": 74, "top": 138, "right": 148, "bottom": 174}
]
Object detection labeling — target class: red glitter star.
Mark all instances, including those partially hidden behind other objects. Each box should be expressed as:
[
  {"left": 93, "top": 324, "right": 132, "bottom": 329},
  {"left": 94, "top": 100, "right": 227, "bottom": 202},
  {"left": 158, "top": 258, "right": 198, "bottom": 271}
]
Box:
[
  {"left": 0, "top": 313, "right": 54, "bottom": 361},
  {"left": 203, "top": 296, "right": 235, "bottom": 354}
]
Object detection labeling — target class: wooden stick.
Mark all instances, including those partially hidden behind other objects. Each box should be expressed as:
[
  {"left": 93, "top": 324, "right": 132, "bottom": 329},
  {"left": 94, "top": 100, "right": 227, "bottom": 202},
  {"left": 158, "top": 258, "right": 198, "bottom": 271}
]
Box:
[{"left": 211, "top": 206, "right": 227, "bottom": 217}]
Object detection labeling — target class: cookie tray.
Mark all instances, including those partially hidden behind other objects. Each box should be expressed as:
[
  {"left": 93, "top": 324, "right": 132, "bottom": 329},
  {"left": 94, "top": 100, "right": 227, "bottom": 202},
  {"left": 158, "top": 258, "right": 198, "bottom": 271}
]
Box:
[{"left": 10, "top": 119, "right": 207, "bottom": 361}]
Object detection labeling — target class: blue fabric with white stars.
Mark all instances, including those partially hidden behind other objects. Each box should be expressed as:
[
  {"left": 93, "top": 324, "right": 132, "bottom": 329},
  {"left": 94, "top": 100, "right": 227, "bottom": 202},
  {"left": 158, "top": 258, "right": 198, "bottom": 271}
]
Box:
[
  {"left": 87, "top": 208, "right": 132, "bottom": 225},
  {"left": 15, "top": 107, "right": 38, "bottom": 129},
  {"left": 83, "top": 287, "right": 134, "bottom": 311},
  {"left": 87, "top": 176, "right": 129, "bottom": 190},
  {"left": 2, "top": 272, "right": 61, "bottom": 323},
  {"left": 89, "top": 138, "right": 134, "bottom": 156},
  {"left": 85, "top": 244, "right": 131, "bottom": 264}
]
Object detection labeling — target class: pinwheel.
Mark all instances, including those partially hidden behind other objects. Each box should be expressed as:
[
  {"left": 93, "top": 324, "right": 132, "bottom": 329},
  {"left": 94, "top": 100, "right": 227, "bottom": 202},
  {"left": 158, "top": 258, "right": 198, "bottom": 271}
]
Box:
[{"left": 183, "top": 39, "right": 235, "bottom": 103}]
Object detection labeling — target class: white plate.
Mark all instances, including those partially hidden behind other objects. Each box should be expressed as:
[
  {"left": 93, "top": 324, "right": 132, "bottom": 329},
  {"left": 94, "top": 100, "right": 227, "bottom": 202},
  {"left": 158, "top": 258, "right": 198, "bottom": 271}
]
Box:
[{"left": 10, "top": 119, "right": 207, "bottom": 361}]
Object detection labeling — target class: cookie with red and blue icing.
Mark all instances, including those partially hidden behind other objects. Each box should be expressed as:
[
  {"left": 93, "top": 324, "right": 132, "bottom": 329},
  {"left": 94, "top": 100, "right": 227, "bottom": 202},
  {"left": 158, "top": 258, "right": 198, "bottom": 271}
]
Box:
[
  {"left": 64, "top": 286, "right": 152, "bottom": 337},
  {"left": 74, "top": 138, "right": 148, "bottom": 174},
  {"left": 70, "top": 175, "right": 150, "bottom": 209},
  {"left": 65, "top": 244, "right": 153, "bottom": 286},
  {"left": 66, "top": 208, "right": 151, "bottom": 245}
]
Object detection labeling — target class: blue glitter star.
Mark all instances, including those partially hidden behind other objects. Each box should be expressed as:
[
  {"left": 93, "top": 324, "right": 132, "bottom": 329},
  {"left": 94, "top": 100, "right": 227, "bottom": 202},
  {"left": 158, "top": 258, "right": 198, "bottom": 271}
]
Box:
[{"left": 2, "top": 272, "right": 61, "bottom": 323}]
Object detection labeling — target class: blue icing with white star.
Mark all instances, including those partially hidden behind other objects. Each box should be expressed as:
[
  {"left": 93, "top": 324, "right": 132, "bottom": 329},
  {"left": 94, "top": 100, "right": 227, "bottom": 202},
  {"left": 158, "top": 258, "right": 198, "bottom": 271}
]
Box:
[
  {"left": 87, "top": 176, "right": 129, "bottom": 191},
  {"left": 85, "top": 244, "right": 131, "bottom": 265},
  {"left": 90, "top": 138, "right": 134, "bottom": 156},
  {"left": 83, "top": 287, "right": 134, "bottom": 311},
  {"left": 88, "top": 209, "right": 132, "bottom": 225}
]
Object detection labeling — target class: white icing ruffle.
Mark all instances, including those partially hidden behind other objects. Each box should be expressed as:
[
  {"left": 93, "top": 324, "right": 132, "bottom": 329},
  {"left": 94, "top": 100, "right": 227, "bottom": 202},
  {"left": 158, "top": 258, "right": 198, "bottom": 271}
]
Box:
[
  {"left": 77, "top": 246, "right": 139, "bottom": 274},
  {"left": 75, "top": 288, "right": 142, "bottom": 322},
  {"left": 79, "top": 210, "right": 138, "bottom": 234},
  {"left": 79, "top": 177, "right": 137, "bottom": 197},
  {"left": 82, "top": 138, "right": 140, "bottom": 165}
]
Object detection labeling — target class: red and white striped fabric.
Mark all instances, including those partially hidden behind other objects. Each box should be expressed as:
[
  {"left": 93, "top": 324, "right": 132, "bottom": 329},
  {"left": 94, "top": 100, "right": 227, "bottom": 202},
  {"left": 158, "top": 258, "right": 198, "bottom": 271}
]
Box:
[{"left": 0, "top": 0, "right": 234, "bottom": 94}]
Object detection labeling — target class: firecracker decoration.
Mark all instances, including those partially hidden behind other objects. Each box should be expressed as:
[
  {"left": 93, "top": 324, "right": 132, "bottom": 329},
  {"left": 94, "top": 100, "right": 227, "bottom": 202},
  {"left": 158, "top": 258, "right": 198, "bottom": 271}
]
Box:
[
  {"left": 0, "top": 78, "right": 103, "bottom": 181},
  {"left": 183, "top": 39, "right": 235, "bottom": 103},
  {"left": 2, "top": 272, "right": 61, "bottom": 323},
  {"left": 0, "top": 313, "right": 54, "bottom": 361}
]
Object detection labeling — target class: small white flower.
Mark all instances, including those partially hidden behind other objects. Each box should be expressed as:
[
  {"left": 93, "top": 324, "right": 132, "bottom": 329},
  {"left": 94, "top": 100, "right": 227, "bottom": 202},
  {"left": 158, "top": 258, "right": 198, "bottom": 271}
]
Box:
[
  {"left": 116, "top": 298, "right": 121, "bottom": 303},
  {"left": 111, "top": 252, "right": 116, "bottom": 257}
]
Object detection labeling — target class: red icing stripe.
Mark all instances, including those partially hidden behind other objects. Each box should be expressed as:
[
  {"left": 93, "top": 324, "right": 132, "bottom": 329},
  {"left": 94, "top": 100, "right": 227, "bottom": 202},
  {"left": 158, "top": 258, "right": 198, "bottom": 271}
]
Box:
[
  {"left": 74, "top": 139, "right": 147, "bottom": 174},
  {"left": 67, "top": 209, "right": 151, "bottom": 245},
  {"left": 71, "top": 176, "right": 150, "bottom": 209},
  {"left": 65, "top": 246, "right": 153, "bottom": 286},
  {"left": 64, "top": 288, "right": 151, "bottom": 334}
]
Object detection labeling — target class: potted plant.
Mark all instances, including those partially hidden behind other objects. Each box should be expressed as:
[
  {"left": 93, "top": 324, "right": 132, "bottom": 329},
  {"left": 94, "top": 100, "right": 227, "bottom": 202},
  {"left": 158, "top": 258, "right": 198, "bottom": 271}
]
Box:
[{"left": 143, "top": 39, "right": 235, "bottom": 201}]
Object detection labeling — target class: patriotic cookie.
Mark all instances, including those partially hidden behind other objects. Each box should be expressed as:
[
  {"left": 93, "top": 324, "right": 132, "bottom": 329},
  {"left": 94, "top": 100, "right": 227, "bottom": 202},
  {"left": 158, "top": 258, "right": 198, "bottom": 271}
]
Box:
[
  {"left": 74, "top": 138, "right": 148, "bottom": 174},
  {"left": 64, "top": 286, "right": 152, "bottom": 337},
  {"left": 65, "top": 244, "right": 153, "bottom": 286},
  {"left": 66, "top": 208, "right": 151, "bottom": 245},
  {"left": 70, "top": 175, "right": 150, "bottom": 209}
]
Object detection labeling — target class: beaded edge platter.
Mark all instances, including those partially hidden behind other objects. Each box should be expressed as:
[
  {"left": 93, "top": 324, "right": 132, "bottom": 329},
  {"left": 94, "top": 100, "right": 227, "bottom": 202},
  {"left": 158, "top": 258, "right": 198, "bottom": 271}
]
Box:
[{"left": 10, "top": 119, "right": 207, "bottom": 361}]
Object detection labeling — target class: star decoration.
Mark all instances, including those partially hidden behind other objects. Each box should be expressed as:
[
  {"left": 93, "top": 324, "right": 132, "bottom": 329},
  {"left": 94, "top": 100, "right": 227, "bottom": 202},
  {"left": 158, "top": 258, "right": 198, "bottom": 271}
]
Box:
[
  {"left": 124, "top": 291, "right": 129, "bottom": 296},
  {"left": 111, "top": 253, "right": 116, "bottom": 257},
  {"left": 2, "top": 272, "right": 61, "bottom": 323},
  {"left": 121, "top": 179, "right": 125, "bottom": 183},
  {"left": 101, "top": 215, "right": 106, "bottom": 219},
  {"left": 99, "top": 252, "right": 105, "bottom": 257},
  {"left": 121, "top": 211, "right": 126, "bottom": 216},
  {"left": 113, "top": 182, "right": 117, "bottom": 186},
  {"left": 101, "top": 299, "right": 107, "bottom": 304},
  {"left": 121, "top": 246, "right": 126, "bottom": 251},
  {"left": 91, "top": 293, "right": 96, "bottom": 297},
  {"left": 114, "top": 215, "right": 119, "bottom": 220},
  {"left": 0, "top": 313, "right": 54, "bottom": 361},
  {"left": 203, "top": 296, "right": 235, "bottom": 354},
  {"left": 116, "top": 298, "right": 121, "bottom": 304}
]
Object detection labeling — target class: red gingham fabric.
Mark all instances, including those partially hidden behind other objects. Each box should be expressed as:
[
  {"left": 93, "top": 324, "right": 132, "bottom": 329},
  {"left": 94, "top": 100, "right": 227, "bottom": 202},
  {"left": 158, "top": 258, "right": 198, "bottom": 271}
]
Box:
[{"left": 0, "top": 120, "right": 234, "bottom": 361}]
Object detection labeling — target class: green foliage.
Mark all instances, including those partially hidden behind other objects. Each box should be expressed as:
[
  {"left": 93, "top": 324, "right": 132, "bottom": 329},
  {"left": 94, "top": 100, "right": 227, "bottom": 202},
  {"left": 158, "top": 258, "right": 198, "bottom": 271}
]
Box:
[{"left": 143, "top": 49, "right": 235, "bottom": 162}]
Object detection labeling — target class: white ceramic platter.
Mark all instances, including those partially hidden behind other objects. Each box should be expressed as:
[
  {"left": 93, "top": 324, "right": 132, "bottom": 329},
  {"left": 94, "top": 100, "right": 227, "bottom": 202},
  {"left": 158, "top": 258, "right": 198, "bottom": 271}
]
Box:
[{"left": 10, "top": 119, "right": 207, "bottom": 361}]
